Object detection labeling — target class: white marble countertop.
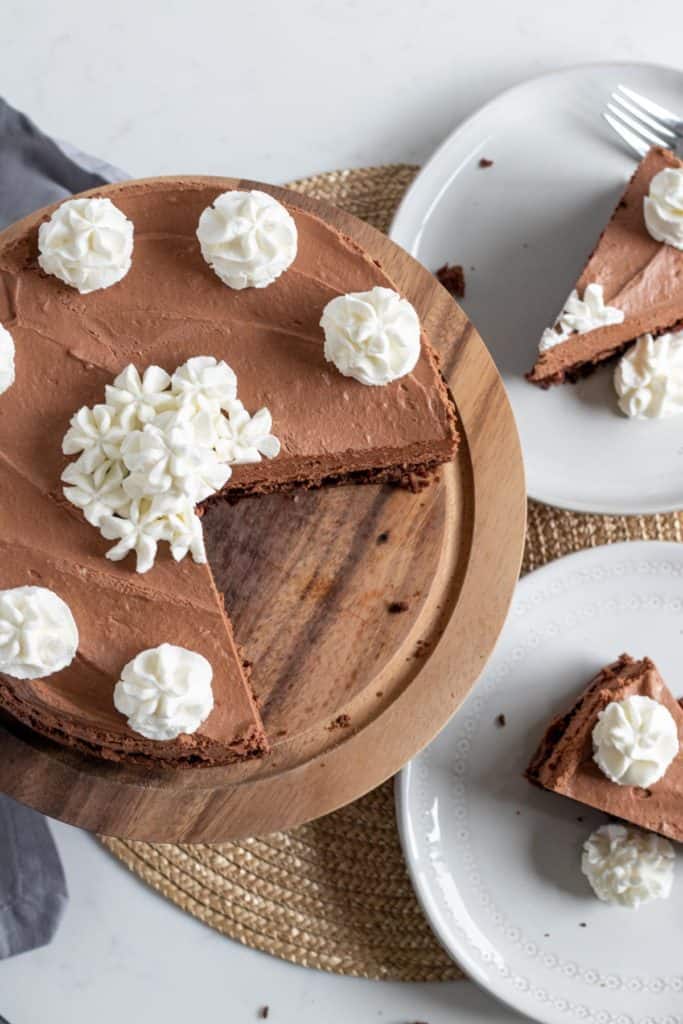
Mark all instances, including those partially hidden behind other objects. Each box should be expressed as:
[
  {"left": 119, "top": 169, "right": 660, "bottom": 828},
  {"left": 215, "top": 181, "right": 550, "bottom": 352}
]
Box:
[{"left": 0, "top": 1, "right": 680, "bottom": 1020}]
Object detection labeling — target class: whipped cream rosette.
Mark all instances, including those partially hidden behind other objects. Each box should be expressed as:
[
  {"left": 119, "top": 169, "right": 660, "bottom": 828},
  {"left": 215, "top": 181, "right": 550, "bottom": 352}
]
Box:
[
  {"left": 321, "top": 286, "right": 421, "bottom": 386},
  {"left": 196, "top": 190, "right": 297, "bottom": 290},
  {"left": 0, "top": 586, "right": 78, "bottom": 680},
  {"left": 38, "top": 197, "right": 134, "bottom": 294},
  {"left": 61, "top": 355, "right": 280, "bottom": 573},
  {"left": 592, "top": 694, "right": 679, "bottom": 788},
  {"left": 582, "top": 823, "right": 675, "bottom": 908},
  {"left": 113, "top": 643, "right": 214, "bottom": 741},
  {"left": 0, "top": 323, "right": 15, "bottom": 396},
  {"left": 614, "top": 330, "right": 683, "bottom": 418},
  {"left": 539, "top": 283, "right": 624, "bottom": 352},
  {"left": 644, "top": 166, "right": 683, "bottom": 250}
]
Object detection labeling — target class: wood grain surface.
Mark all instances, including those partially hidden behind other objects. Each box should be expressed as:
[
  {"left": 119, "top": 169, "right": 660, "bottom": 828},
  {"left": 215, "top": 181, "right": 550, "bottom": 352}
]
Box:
[{"left": 0, "top": 177, "right": 526, "bottom": 840}]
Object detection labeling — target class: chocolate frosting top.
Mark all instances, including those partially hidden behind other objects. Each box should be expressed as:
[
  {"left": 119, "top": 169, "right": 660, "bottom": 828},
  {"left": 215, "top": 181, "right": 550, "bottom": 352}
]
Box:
[{"left": 0, "top": 178, "right": 456, "bottom": 764}]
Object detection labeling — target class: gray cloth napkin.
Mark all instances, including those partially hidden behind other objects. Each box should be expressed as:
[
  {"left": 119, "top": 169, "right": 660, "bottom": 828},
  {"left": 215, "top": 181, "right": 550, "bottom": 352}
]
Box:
[
  {"left": 0, "top": 96, "right": 124, "bottom": 229},
  {"left": 0, "top": 96, "right": 124, "bottom": 960}
]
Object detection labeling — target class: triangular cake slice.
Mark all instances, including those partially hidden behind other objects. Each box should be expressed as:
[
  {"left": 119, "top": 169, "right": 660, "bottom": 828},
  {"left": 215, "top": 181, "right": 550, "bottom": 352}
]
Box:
[
  {"left": 526, "top": 654, "right": 683, "bottom": 842},
  {"left": 528, "top": 147, "right": 683, "bottom": 387}
]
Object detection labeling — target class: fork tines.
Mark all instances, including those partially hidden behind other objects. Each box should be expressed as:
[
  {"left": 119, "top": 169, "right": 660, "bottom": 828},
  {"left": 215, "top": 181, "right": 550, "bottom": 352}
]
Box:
[{"left": 604, "top": 85, "right": 682, "bottom": 158}]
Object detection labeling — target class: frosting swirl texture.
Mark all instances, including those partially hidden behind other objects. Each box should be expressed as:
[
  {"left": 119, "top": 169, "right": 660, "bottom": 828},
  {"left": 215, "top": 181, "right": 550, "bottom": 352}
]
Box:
[
  {"left": 113, "top": 642, "right": 214, "bottom": 740},
  {"left": 539, "top": 283, "right": 624, "bottom": 352},
  {"left": 592, "top": 694, "right": 679, "bottom": 787},
  {"left": 0, "top": 586, "right": 78, "bottom": 680},
  {"left": 196, "top": 190, "right": 297, "bottom": 290},
  {"left": 0, "top": 323, "right": 15, "bottom": 396},
  {"left": 614, "top": 330, "right": 683, "bottom": 418},
  {"left": 321, "top": 286, "right": 421, "bottom": 386},
  {"left": 644, "top": 166, "right": 683, "bottom": 249},
  {"left": 582, "top": 823, "right": 674, "bottom": 907},
  {"left": 38, "top": 197, "right": 134, "bottom": 294}
]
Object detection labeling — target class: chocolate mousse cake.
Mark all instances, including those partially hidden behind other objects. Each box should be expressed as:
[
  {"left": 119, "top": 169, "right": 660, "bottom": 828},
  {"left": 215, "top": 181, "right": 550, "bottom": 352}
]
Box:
[
  {"left": 0, "top": 177, "right": 458, "bottom": 766},
  {"left": 527, "top": 654, "right": 683, "bottom": 842},
  {"left": 528, "top": 147, "right": 683, "bottom": 386}
]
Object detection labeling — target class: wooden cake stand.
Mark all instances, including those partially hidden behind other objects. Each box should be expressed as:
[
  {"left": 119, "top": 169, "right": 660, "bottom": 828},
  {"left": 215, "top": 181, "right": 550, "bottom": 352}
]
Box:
[{"left": 0, "top": 182, "right": 526, "bottom": 841}]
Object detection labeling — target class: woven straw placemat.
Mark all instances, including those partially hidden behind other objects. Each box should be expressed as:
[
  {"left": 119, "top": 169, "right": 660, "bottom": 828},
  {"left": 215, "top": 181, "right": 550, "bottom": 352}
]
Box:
[{"left": 100, "top": 164, "right": 683, "bottom": 983}]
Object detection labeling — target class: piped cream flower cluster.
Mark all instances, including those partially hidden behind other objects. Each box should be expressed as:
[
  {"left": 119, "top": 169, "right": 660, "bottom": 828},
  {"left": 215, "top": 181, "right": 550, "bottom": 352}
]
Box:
[{"left": 61, "top": 356, "right": 280, "bottom": 573}]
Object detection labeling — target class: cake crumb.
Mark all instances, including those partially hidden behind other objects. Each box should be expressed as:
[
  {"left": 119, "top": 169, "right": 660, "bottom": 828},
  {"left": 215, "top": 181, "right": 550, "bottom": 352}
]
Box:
[
  {"left": 435, "top": 263, "right": 465, "bottom": 299},
  {"left": 495, "top": 713, "right": 506, "bottom": 728},
  {"left": 376, "top": 690, "right": 383, "bottom": 698},
  {"left": 258, "top": 1008, "right": 269, "bottom": 1019},
  {"left": 579, "top": 922, "right": 587, "bottom": 928},
  {"left": 377, "top": 530, "right": 390, "bottom": 544},
  {"left": 387, "top": 600, "right": 409, "bottom": 614},
  {"left": 327, "top": 713, "right": 351, "bottom": 731},
  {"left": 478, "top": 157, "right": 494, "bottom": 168}
]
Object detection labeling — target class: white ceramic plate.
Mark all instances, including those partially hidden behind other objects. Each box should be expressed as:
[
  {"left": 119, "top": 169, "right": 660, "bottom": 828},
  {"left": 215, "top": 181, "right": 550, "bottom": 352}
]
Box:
[
  {"left": 391, "top": 62, "right": 683, "bottom": 515},
  {"left": 397, "top": 541, "right": 683, "bottom": 1024}
]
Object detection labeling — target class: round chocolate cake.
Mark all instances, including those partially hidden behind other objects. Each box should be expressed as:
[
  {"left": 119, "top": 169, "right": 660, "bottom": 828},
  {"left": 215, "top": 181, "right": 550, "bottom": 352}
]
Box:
[{"left": 0, "top": 177, "right": 457, "bottom": 766}]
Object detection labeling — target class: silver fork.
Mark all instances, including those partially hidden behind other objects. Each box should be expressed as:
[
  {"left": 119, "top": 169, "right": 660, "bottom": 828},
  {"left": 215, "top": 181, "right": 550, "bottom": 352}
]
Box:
[{"left": 603, "top": 85, "right": 683, "bottom": 158}]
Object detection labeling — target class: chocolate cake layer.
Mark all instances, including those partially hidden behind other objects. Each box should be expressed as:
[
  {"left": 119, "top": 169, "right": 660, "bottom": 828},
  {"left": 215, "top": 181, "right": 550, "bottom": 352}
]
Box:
[
  {"left": 528, "top": 148, "right": 683, "bottom": 387},
  {"left": 0, "top": 177, "right": 458, "bottom": 765},
  {"left": 527, "top": 654, "right": 683, "bottom": 842}
]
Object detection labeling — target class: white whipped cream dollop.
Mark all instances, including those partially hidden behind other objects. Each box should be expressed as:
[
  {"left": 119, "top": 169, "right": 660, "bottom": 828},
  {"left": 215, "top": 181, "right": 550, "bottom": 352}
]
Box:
[
  {"left": 321, "top": 286, "right": 421, "bottom": 386},
  {"left": 0, "top": 586, "right": 78, "bottom": 680},
  {"left": 582, "top": 823, "right": 675, "bottom": 908},
  {"left": 539, "top": 284, "right": 624, "bottom": 352},
  {"left": 644, "top": 167, "right": 683, "bottom": 250},
  {"left": 592, "top": 694, "right": 679, "bottom": 788},
  {"left": 62, "top": 355, "right": 280, "bottom": 573},
  {"left": 614, "top": 330, "right": 683, "bottom": 418},
  {"left": 0, "top": 323, "right": 15, "bottom": 395},
  {"left": 196, "top": 190, "right": 297, "bottom": 290},
  {"left": 38, "top": 197, "right": 134, "bottom": 294},
  {"left": 113, "top": 642, "right": 214, "bottom": 741}
]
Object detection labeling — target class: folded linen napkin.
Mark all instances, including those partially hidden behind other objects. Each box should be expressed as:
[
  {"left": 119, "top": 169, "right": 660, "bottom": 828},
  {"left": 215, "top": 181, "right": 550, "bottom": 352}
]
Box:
[{"left": 0, "top": 96, "right": 123, "bottom": 960}]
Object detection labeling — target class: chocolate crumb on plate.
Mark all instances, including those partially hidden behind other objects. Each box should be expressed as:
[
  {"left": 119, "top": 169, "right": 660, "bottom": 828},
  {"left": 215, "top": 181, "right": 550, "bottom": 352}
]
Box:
[
  {"left": 435, "top": 263, "right": 465, "bottom": 299},
  {"left": 478, "top": 157, "right": 494, "bottom": 168},
  {"left": 327, "top": 713, "right": 351, "bottom": 731},
  {"left": 258, "top": 1008, "right": 270, "bottom": 1020},
  {"left": 495, "top": 713, "right": 506, "bottom": 727}
]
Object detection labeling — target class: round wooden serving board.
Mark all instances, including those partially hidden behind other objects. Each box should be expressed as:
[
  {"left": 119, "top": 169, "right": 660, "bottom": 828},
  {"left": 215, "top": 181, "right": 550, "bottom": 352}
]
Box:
[{"left": 0, "top": 179, "right": 526, "bottom": 841}]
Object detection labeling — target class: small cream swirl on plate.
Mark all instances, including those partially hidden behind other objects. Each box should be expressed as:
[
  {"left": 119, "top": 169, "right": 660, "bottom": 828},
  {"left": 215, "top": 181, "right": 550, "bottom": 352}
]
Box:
[
  {"left": 592, "top": 694, "right": 679, "bottom": 787},
  {"left": 614, "top": 330, "right": 683, "bottom": 418},
  {"left": 38, "top": 197, "right": 134, "bottom": 294},
  {"left": 644, "top": 166, "right": 683, "bottom": 250},
  {"left": 113, "top": 642, "right": 214, "bottom": 740},
  {"left": 320, "top": 286, "right": 421, "bottom": 386},
  {"left": 0, "top": 323, "right": 15, "bottom": 395},
  {"left": 0, "top": 586, "right": 78, "bottom": 680},
  {"left": 539, "top": 283, "right": 624, "bottom": 352},
  {"left": 582, "top": 823, "right": 675, "bottom": 908},
  {"left": 196, "top": 189, "right": 297, "bottom": 289}
]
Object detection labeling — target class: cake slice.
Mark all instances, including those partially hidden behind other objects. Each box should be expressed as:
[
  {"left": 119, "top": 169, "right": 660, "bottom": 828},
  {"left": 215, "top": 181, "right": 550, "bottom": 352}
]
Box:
[
  {"left": 528, "top": 147, "right": 683, "bottom": 386},
  {"left": 526, "top": 654, "right": 683, "bottom": 842}
]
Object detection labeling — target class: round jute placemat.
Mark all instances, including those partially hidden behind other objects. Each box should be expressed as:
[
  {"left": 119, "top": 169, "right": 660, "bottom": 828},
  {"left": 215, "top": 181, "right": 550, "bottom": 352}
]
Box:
[{"left": 100, "top": 165, "right": 683, "bottom": 983}]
